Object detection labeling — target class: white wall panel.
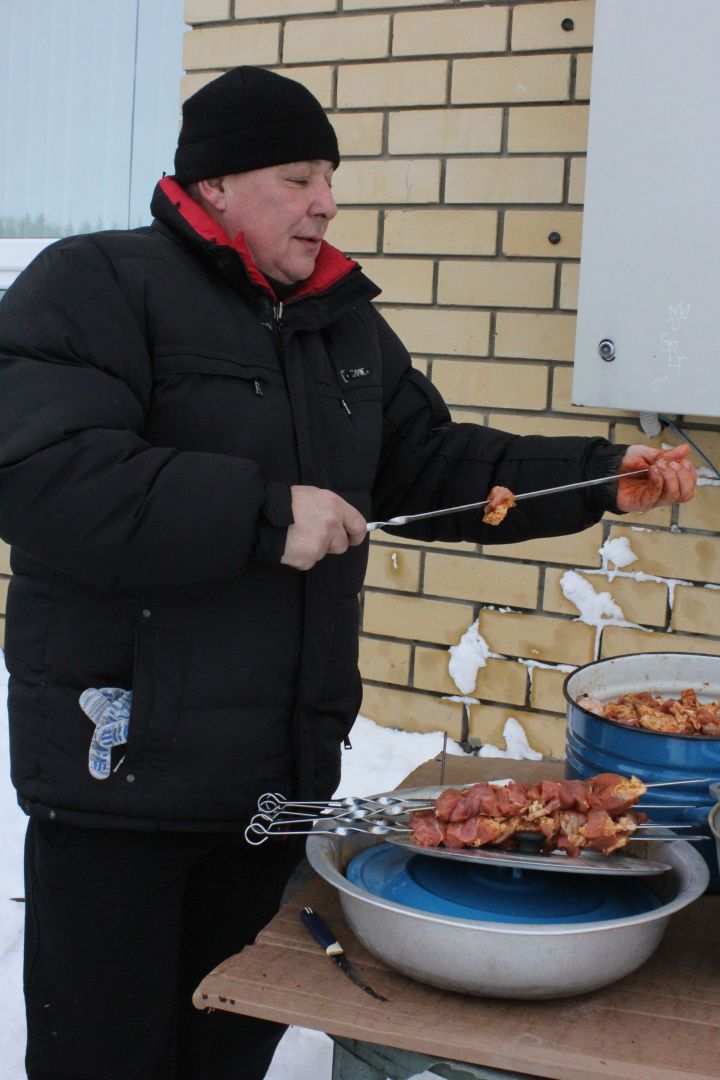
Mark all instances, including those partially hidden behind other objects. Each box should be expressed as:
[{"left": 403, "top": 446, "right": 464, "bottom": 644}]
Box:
[{"left": 573, "top": 0, "right": 720, "bottom": 419}]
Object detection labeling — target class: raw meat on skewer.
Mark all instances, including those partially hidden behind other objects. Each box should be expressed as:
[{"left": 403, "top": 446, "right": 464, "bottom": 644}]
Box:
[
  {"left": 409, "top": 773, "right": 648, "bottom": 857},
  {"left": 482, "top": 485, "right": 516, "bottom": 526}
]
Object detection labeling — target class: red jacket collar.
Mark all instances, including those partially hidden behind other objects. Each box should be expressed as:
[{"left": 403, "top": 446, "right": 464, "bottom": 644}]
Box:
[{"left": 158, "top": 176, "right": 358, "bottom": 301}]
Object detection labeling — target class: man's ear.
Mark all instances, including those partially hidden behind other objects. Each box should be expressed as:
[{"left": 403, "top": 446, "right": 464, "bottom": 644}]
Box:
[{"left": 196, "top": 177, "right": 226, "bottom": 209}]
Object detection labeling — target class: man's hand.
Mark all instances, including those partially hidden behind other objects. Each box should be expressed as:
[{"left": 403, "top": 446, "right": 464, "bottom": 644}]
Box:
[
  {"left": 281, "top": 485, "right": 367, "bottom": 570},
  {"left": 616, "top": 443, "right": 697, "bottom": 513}
]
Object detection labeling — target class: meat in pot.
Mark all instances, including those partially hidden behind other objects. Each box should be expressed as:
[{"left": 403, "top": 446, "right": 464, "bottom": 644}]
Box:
[{"left": 577, "top": 688, "right": 720, "bottom": 737}]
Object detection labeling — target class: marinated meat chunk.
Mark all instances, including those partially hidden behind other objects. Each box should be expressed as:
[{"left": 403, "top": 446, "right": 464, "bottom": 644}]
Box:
[
  {"left": 576, "top": 694, "right": 607, "bottom": 717},
  {"left": 581, "top": 809, "right": 639, "bottom": 855},
  {"left": 587, "top": 772, "right": 646, "bottom": 815},
  {"left": 409, "top": 809, "right": 446, "bottom": 848},
  {"left": 434, "top": 787, "right": 465, "bottom": 823},
  {"left": 482, "top": 485, "right": 516, "bottom": 526},
  {"left": 444, "top": 815, "right": 505, "bottom": 849}
]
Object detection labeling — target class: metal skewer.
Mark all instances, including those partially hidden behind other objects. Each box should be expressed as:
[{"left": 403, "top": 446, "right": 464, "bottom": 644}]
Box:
[
  {"left": 629, "top": 836, "right": 708, "bottom": 843},
  {"left": 258, "top": 793, "right": 369, "bottom": 813},
  {"left": 439, "top": 731, "right": 448, "bottom": 786},
  {"left": 245, "top": 818, "right": 708, "bottom": 846},
  {"left": 366, "top": 469, "right": 649, "bottom": 531},
  {"left": 638, "top": 804, "right": 704, "bottom": 809},
  {"left": 244, "top": 819, "right": 411, "bottom": 845},
  {"left": 256, "top": 792, "right": 431, "bottom": 817},
  {"left": 632, "top": 823, "right": 699, "bottom": 829},
  {"left": 245, "top": 803, "right": 704, "bottom": 845},
  {"left": 646, "top": 777, "right": 714, "bottom": 788}
]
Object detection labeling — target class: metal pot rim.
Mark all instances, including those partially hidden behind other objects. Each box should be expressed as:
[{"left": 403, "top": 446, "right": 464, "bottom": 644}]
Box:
[
  {"left": 709, "top": 800, "right": 720, "bottom": 841},
  {"left": 563, "top": 651, "right": 720, "bottom": 741}
]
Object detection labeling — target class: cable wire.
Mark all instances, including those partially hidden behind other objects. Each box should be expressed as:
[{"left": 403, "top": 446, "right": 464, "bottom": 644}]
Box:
[{"left": 659, "top": 415, "right": 720, "bottom": 479}]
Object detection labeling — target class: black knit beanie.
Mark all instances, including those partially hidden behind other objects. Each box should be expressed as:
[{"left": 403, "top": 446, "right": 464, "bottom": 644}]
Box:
[{"left": 174, "top": 66, "right": 340, "bottom": 184}]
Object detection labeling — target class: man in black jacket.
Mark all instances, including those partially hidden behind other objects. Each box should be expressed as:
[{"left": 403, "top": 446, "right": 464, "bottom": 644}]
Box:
[{"left": 0, "top": 67, "right": 696, "bottom": 1080}]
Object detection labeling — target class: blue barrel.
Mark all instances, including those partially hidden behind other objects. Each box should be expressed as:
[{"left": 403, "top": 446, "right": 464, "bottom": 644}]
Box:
[{"left": 564, "top": 653, "right": 720, "bottom": 891}]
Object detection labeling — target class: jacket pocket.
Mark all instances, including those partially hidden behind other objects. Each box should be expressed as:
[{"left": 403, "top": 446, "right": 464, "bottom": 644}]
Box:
[
  {"left": 147, "top": 351, "right": 295, "bottom": 466},
  {"left": 315, "top": 382, "right": 384, "bottom": 490},
  {"left": 153, "top": 350, "right": 278, "bottom": 384}
]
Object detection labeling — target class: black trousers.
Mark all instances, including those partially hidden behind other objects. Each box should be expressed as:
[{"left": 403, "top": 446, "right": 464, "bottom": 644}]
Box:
[{"left": 23, "top": 820, "right": 303, "bottom": 1080}]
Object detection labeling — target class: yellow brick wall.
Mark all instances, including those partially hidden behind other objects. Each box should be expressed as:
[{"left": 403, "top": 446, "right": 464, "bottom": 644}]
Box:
[{"left": 163, "top": 1, "right": 720, "bottom": 755}]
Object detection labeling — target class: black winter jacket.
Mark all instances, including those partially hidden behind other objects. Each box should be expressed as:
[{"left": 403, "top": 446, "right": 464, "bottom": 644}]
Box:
[{"left": 0, "top": 177, "right": 624, "bottom": 830}]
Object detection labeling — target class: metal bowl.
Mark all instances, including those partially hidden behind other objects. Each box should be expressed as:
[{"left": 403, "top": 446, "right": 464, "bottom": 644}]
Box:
[
  {"left": 709, "top": 784, "right": 720, "bottom": 867},
  {"left": 306, "top": 820, "right": 709, "bottom": 1000}
]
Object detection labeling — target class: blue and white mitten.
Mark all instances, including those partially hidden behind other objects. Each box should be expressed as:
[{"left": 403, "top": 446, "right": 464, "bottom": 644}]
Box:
[{"left": 79, "top": 687, "right": 132, "bottom": 780}]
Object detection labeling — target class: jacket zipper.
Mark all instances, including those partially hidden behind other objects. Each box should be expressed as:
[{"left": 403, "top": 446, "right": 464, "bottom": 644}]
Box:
[{"left": 274, "top": 297, "right": 350, "bottom": 414}]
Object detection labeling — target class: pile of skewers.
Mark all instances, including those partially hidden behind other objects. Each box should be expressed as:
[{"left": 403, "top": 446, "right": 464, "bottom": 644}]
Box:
[{"left": 245, "top": 772, "right": 709, "bottom": 858}]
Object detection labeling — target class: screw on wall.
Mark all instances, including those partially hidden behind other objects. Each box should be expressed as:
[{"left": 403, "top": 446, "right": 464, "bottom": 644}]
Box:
[{"left": 598, "top": 339, "right": 616, "bottom": 361}]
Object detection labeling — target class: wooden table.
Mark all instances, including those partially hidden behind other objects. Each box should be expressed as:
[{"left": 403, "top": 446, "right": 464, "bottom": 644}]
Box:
[{"left": 194, "top": 757, "right": 720, "bottom": 1080}]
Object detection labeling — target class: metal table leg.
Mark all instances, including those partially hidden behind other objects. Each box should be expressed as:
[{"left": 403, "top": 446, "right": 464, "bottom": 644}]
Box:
[
  {"left": 331, "top": 1037, "right": 536, "bottom": 1080},
  {"left": 331, "top": 1038, "right": 388, "bottom": 1080}
]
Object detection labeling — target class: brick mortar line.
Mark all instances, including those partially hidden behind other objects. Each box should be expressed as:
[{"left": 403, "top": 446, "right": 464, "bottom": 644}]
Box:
[{"left": 361, "top": 676, "right": 568, "bottom": 719}]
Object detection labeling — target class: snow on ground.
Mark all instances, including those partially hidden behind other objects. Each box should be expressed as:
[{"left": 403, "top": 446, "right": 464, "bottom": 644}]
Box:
[{"left": 0, "top": 651, "right": 474, "bottom": 1079}]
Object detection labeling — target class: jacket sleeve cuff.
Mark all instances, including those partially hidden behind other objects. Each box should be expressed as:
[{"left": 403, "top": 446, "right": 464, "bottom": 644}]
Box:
[
  {"left": 254, "top": 480, "right": 294, "bottom": 564},
  {"left": 584, "top": 443, "right": 629, "bottom": 515}
]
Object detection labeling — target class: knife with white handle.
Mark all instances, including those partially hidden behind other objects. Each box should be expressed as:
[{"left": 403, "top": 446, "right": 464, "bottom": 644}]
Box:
[{"left": 365, "top": 468, "right": 648, "bottom": 532}]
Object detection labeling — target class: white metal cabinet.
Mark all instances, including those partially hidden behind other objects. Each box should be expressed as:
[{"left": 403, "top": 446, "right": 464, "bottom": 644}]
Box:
[{"left": 572, "top": 0, "right": 720, "bottom": 419}]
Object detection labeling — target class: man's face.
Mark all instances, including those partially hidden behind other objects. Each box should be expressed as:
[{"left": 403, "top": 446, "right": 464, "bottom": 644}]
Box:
[{"left": 219, "top": 160, "right": 338, "bottom": 285}]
